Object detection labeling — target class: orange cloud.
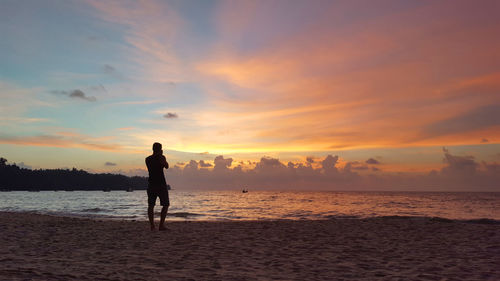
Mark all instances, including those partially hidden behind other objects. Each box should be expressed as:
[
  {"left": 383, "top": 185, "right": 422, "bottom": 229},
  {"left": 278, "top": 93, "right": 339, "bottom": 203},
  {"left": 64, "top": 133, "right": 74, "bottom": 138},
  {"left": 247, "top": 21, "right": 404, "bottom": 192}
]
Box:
[
  {"left": 0, "top": 134, "right": 122, "bottom": 152},
  {"left": 194, "top": 1, "right": 500, "bottom": 152}
]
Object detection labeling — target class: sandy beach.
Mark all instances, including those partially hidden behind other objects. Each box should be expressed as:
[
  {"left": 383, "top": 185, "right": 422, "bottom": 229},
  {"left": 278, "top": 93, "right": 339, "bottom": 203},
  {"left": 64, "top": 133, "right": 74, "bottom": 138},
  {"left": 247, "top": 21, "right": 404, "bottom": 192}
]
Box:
[{"left": 0, "top": 212, "right": 499, "bottom": 281}]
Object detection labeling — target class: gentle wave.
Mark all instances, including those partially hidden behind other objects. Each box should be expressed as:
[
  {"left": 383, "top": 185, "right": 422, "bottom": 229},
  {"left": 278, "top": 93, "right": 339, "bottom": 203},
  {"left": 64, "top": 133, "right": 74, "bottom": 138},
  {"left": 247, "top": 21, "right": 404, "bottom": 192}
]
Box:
[
  {"left": 167, "top": 212, "right": 202, "bottom": 218},
  {"left": 6, "top": 209, "right": 500, "bottom": 225},
  {"left": 375, "top": 216, "right": 500, "bottom": 225},
  {"left": 80, "top": 208, "right": 110, "bottom": 213}
]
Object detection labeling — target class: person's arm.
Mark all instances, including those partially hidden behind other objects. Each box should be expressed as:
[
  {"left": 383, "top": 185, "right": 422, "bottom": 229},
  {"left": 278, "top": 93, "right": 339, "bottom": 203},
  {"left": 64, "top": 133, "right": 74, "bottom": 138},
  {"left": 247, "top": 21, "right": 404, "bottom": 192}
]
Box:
[{"left": 161, "top": 155, "right": 169, "bottom": 169}]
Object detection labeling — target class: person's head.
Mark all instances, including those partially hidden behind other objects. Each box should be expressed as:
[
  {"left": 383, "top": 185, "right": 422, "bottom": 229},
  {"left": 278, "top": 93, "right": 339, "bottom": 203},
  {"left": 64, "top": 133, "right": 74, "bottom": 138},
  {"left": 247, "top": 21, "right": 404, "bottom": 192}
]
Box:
[{"left": 152, "top": 142, "right": 162, "bottom": 154}]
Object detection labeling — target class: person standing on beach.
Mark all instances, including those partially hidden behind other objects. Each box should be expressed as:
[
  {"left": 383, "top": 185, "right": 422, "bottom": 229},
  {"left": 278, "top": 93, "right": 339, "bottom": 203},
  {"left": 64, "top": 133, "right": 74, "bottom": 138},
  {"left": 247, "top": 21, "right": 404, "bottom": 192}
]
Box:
[{"left": 145, "top": 142, "right": 169, "bottom": 231}]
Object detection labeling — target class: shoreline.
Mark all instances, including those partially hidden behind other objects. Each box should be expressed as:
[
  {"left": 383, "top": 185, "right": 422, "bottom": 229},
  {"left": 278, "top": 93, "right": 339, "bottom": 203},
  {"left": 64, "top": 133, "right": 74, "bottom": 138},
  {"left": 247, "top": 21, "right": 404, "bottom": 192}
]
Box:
[
  {"left": 3, "top": 209, "right": 500, "bottom": 224},
  {"left": 1, "top": 211, "right": 499, "bottom": 280}
]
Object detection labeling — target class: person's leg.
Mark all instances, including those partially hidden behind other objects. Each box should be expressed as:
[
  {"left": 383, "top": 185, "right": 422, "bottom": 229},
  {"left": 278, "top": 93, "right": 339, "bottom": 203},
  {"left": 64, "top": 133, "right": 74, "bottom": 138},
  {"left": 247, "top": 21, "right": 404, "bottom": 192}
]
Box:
[
  {"left": 148, "top": 205, "right": 155, "bottom": 230},
  {"left": 147, "top": 189, "right": 157, "bottom": 231},
  {"left": 159, "top": 205, "right": 168, "bottom": 230},
  {"left": 158, "top": 188, "right": 170, "bottom": 230}
]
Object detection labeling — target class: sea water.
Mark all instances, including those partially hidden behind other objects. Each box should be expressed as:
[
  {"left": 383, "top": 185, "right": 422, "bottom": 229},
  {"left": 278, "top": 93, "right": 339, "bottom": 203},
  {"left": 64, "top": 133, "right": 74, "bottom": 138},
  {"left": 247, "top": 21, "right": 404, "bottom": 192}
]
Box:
[{"left": 0, "top": 190, "right": 498, "bottom": 221}]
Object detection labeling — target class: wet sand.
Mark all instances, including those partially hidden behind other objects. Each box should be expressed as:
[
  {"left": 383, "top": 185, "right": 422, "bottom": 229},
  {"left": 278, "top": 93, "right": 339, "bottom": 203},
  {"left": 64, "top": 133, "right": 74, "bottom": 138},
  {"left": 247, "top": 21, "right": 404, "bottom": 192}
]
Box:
[{"left": 0, "top": 212, "right": 499, "bottom": 280}]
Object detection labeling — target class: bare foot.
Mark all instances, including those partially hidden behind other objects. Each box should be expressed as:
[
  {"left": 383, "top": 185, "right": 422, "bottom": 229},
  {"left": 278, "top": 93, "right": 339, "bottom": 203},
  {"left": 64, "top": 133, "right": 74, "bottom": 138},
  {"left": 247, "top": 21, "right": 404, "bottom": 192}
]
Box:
[
  {"left": 150, "top": 224, "right": 156, "bottom": 231},
  {"left": 159, "top": 225, "right": 168, "bottom": 231}
]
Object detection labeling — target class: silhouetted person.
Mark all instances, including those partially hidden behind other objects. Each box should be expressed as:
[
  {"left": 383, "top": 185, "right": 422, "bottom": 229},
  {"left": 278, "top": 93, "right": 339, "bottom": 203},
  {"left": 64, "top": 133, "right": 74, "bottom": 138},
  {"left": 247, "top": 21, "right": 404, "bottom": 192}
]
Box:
[{"left": 145, "top": 142, "right": 169, "bottom": 231}]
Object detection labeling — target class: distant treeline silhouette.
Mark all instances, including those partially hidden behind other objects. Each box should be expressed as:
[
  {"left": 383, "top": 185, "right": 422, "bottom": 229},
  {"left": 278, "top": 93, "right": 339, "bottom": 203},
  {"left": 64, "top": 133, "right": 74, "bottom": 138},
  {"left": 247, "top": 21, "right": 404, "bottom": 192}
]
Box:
[{"left": 0, "top": 158, "right": 147, "bottom": 191}]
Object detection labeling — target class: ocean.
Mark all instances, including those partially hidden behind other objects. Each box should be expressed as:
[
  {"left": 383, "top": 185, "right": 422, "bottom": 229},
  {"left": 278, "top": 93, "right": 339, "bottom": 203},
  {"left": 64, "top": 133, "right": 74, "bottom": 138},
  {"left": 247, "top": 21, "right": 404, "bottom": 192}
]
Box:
[{"left": 0, "top": 190, "right": 498, "bottom": 221}]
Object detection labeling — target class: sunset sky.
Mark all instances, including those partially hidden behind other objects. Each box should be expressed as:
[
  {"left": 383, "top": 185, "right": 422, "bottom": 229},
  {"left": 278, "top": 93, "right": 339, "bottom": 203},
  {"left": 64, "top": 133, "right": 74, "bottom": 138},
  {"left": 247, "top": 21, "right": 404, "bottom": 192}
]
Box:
[{"left": 1, "top": 0, "right": 499, "bottom": 190}]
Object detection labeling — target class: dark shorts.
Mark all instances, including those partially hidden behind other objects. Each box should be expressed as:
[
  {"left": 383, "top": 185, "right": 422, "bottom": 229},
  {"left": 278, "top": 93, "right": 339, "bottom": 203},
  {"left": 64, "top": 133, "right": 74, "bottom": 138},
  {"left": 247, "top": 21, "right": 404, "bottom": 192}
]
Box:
[{"left": 147, "top": 186, "right": 170, "bottom": 206}]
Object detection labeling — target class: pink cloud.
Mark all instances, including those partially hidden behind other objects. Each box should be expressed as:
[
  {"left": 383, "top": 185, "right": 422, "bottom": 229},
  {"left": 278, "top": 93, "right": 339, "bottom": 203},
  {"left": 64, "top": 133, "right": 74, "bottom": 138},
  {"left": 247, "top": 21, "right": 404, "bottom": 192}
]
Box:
[
  {"left": 162, "top": 149, "right": 499, "bottom": 191},
  {"left": 87, "top": 0, "right": 186, "bottom": 83},
  {"left": 195, "top": 1, "right": 500, "bottom": 151}
]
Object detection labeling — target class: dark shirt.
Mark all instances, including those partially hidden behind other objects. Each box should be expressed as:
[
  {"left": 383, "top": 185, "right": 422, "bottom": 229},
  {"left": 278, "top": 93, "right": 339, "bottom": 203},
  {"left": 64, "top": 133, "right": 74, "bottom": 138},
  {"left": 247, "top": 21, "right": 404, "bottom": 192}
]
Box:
[{"left": 145, "top": 154, "right": 169, "bottom": 189}]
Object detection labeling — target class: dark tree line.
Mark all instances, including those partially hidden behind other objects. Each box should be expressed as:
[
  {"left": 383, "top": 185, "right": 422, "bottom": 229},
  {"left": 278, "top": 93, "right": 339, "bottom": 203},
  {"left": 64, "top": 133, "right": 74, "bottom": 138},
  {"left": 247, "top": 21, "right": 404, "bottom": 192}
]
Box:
[{"left": 0, "top": 158, "right": 148, "bottom": 191}]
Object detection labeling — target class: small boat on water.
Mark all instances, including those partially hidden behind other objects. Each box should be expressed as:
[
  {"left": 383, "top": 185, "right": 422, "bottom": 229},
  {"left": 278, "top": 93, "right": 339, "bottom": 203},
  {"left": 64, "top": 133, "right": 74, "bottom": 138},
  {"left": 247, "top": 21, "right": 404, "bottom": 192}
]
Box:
[{"left": 126, "top": 187, "right": 133, "bottom": 192}]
